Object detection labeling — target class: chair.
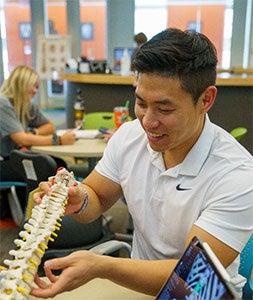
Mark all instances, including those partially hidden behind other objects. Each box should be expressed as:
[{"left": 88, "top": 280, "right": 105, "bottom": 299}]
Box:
[
  {"left": 239, "top": 234, "right": 253, "bottom": 299},
  {"left": 85, "top": 112, "right": 115, "bottom": 129},
  {"left": 85, "top": 111, "right": 133, "bottom": 130},
  {"left": 0, "top": 181, "right": 26, "bottom": 226},
  {"left": 9, "top": 150, "right": 127, "bottom": 275},
  {"left": 9, "top": 150, "right": 59, "bottom": 199},
  {"left": 230, "top": 127, "right": 248, "bottom": 142}
]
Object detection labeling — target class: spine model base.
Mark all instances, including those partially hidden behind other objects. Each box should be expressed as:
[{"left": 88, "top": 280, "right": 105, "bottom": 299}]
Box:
[{"left": 0, "top": 168, "right": 78, "bottom": 300}]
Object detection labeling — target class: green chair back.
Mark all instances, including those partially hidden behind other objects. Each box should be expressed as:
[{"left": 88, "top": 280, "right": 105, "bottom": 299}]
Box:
[
  {"left": 230, "top": 127, "right": 247, "bottom": 141},
  {"left": 85, "top": 112, "right": 133, "bottom": 130},
  {"left": 85, "top": 112, "right": 115, "bottom": 129}
]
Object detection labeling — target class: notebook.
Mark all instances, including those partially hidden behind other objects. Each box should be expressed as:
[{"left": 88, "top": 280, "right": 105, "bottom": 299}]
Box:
[
  {"left": 156, "top": 236, "right": 238, "bottom": 300},
  {"left": 57, "top": 129, "right": 100, "bottom": 139}
]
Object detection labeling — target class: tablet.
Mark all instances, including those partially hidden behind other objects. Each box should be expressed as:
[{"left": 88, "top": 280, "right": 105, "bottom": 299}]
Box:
[{"left": 156, "top": 236, "right": 238, "bottom": 300}]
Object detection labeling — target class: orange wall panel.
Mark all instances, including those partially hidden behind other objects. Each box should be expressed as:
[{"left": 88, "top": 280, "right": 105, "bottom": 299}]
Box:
[
  {"left": 80, "top": 6, "right": 106, "bottom": 60},
  {"left": 47, "top": 5, "right": 67, "bottom": 35},
  {"left": 167, "top": 5, "right": 225, "bottom": 66},
  {"left": 4, "top": 6, "right": 32, "bottom": 70},
  {"left": 4, "top": 4, "right": 106, "bottom": 72}
]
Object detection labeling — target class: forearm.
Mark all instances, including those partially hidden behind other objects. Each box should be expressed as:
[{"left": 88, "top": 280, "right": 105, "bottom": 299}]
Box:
[
  {"left": 31, "top": 250, "right": 177, "bottom": 298},
  {"left": 36, "top": 121, "right": 55, "bottom": 135},
  {"left": 11, "top": 132, "right": 56, "bottom": 147},
  {"left": 98, "top": 256, "right": 178, "bottom": 296}
]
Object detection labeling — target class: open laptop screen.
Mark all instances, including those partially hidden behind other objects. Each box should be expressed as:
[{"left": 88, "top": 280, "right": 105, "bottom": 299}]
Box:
[{"left": 156, "top": 236, "right": 237, "bottom": 300}]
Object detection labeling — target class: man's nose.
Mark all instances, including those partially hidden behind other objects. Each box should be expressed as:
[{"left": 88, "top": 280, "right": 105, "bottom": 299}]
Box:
[{"left": 142, "top": 109, "right": 159, "bottom": 128}]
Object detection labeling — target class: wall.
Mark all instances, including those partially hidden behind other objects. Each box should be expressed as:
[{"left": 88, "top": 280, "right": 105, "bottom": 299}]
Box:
[
  {"left": 80, "top": 5, "right": 106, "bottom": 60},
  {"left": 3, "top": 3, "right": 106, "bottom": 71},
  {"left": 4, "top": 5, "right": 32, "bottom": 69}
]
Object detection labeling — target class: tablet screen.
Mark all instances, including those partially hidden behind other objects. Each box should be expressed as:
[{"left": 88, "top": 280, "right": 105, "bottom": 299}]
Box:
[{"left": 156, "top": 236, "right": 236, "bottom": 300}]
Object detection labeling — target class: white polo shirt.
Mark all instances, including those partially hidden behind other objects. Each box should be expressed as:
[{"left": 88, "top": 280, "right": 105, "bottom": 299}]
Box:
[{"left": 95, "top": 115, "right": 253, "bottom": 290}]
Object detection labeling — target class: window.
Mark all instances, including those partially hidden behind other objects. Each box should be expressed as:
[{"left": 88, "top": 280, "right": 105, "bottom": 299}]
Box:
[{"left": 135, "top": 0, "right": 235, "bottom": 68}]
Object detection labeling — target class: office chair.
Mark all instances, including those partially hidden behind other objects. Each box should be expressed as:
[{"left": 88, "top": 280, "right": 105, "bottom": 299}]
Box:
[
  {"left": 239, "top": 234, "right": 253, "bottom": 299},
  {"left": 9, "top": 150, "right": 130, "bottom": 275},
  {"left": 230, "top": 127, "right": 248, "bottom": 142},
  {"left": 9, "top": 150, "right": 58, "bottom": 199}
]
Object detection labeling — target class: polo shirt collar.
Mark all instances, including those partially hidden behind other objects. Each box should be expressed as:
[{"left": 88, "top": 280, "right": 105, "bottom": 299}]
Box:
[{"left": 147, "top": 114, "right": 215, "bottom": 177}]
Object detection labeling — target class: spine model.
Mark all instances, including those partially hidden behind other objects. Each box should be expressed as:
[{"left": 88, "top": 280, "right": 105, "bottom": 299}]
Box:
[{"left": 0, "top": 168, "right": 78, "bottom": 300}]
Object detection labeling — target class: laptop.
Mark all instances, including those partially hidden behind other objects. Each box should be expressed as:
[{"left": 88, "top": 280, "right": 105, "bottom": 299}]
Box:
[{"left": 156, "top": 236, "right": 238, "bottom": 300}]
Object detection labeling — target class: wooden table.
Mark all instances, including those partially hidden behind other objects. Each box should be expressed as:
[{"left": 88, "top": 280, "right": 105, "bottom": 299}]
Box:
[
  {"left": 31, "top": 138, "right": 107, "bottom": 172},
  {"left": 29, "top": 278, "right": 154, "bottom": 300}
]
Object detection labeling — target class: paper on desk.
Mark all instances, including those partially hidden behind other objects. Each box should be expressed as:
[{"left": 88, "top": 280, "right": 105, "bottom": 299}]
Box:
[{"left": 57, "top": 129, "right": 100, "bottom": 139}]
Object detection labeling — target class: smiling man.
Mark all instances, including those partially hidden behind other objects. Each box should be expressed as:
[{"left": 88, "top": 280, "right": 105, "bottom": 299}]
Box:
[{"left": 31, "top": 28, "right": 253, "bottom": 299}]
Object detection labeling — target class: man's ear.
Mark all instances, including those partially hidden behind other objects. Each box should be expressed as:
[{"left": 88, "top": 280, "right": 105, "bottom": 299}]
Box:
[{"left": 200, "top": 85, "right": 217, "bottom": 113}]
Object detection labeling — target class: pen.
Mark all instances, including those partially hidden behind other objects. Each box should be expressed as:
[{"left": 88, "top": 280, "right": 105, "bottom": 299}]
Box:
[{"left": 74, "top": 125, "right": 82, "bottom": 131}]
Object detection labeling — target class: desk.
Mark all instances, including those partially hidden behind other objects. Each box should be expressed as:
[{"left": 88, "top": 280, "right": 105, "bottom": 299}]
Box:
[
  {"left": 29, "top": 278, "right": 154, "bottom": 300},
  {"left": 31, "top": 139, "right": 107, "bottom": 172}
]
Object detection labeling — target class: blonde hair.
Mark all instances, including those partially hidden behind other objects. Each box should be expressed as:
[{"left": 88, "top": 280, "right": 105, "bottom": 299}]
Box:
[{"left": 0, "top": 65, "right": 38, "bottom": 127}]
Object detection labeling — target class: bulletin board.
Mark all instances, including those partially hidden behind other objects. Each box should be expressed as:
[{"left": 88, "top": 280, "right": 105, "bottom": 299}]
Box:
[{"left": 36, "top": 35, "right": 70, "bottom": 79}]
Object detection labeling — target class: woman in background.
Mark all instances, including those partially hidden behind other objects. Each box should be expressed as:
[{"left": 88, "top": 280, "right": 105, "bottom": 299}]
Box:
[{"left": 0, "top": 65, "right": 75, "bottom": 211}]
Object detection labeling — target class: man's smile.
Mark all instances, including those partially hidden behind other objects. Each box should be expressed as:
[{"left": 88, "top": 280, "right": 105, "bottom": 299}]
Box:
[{"left": 147, "top": 132, "right": 165, "bottom": 140}]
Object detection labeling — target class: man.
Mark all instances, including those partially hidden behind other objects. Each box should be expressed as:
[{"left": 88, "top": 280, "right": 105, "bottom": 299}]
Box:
[{"left": 31, "top": 28, "right": 253, "bottom": 298}]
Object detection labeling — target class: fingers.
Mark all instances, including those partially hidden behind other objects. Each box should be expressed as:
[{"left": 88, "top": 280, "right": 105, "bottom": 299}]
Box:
[
  {"left": 33, "top": 273, "right": 50, "bottom": 289},
  {"left": 44, "top": 260, "right": 60, "bottom": 284},
  {"left": 39, "top": 181, "right": 52, "bottom": 192},
  {"left": 68, "top": 185, "right": 81, "bottom": 198},
  {"left": 33, "top": 182, "right": 52, "bottom": 204},
  {"left": 30, "top": 259, "right": 65, "bottom": 297},
  {"left": 44, "top": 267, "right": 58, "bottom": 284},
  {"left": 62, "top": 131, "right": 76, "bottom": 145},
  {"left": 34, "top": 182, "right": 83, "bottom": 214}
]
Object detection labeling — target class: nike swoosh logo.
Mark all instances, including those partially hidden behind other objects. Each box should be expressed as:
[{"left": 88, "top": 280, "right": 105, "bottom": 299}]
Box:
[{"left": 176, "top": 184, "right": 192, "bottom": 191}]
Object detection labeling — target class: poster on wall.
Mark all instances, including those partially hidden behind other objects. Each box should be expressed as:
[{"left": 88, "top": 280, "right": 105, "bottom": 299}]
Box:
[
  {"left": 81, "top": 23, "right": 94, "bottom": 40},
  {"left": 19, "top": 22, "right": 31, "bottom": 40},
  {"left": 36, "top": 35, "right": 70, "bottom": 79},
  {"left": 187, "top": 21, "right": 202, "bottom": 33}
]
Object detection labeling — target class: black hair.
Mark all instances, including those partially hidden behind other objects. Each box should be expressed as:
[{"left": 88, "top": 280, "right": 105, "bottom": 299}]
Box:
[{"left": 132, "top": 28, "right": 217, "bottom": 103}]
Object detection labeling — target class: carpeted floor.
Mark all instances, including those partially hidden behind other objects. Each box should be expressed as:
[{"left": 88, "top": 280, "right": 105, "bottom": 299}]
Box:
[{"left": 0, "top": 218, "right": 18, "bottom": 229}]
